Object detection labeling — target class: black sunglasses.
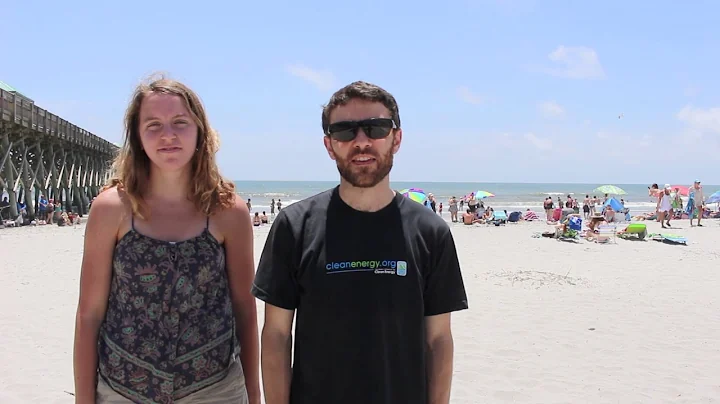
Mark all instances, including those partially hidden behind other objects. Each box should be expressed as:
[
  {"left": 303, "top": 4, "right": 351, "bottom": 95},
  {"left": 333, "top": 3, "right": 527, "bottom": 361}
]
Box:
[{"left": 326, "top": 118, "right": 397, "bottom": 142}]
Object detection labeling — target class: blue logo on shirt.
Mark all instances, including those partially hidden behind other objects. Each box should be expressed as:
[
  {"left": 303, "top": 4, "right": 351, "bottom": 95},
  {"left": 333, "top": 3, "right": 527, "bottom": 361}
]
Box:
[
  {"left": 396, "top": 261, "right": 407, "bottom": 276},
  {"left": 326, "top": 259, "right": 408, "bottom": 276}
]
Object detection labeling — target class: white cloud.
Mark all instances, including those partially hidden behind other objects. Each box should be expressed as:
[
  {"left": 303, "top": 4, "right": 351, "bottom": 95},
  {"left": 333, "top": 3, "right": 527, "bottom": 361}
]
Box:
[
  {"left": 286, "top": 64, "right": 337, "bottom": 91},
  {"left": 538, "top": 101, "right": 565, "bottom": 119},
  {"left": 523, "top": 132, "right": 552, "bottom": 150},
  {"left": 677, "top": 105, "right": 720, "bottom": 134},
  {"left": 541, "top": 46, "right": 605, "bottom": 79},
  {"left": 457, "top": 86, "right": 486, "bottom": 105}
]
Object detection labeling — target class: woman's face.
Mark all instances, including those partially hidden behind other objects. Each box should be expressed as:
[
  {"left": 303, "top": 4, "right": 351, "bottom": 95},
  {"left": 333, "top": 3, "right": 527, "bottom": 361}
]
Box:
[{"left": 138, "top": 93, "right": 199, "bottom": 173}]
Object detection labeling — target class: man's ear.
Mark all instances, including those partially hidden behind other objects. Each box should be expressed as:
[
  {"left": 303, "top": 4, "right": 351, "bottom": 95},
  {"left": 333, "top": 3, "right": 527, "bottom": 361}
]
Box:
[
  {"left": 323, "top": 136, "right": 337, "bottom": 161},
  {"left": 391, "top": 129, "right": 402, "bottom": 154}
]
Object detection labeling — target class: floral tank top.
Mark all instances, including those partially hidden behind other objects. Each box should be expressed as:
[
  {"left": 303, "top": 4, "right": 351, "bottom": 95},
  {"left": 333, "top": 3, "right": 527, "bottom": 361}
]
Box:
[{"left": 97, "top": 217, "right": 238, "bottom": 403}]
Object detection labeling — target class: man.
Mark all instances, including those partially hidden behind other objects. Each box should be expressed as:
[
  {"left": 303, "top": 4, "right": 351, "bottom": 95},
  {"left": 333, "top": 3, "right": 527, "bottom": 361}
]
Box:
[
  {"left": 690, "top": 179, "right": 705, "bottom": 227},
  {"left": 252, "top": 81, "right": 468, "bottom": 404}
]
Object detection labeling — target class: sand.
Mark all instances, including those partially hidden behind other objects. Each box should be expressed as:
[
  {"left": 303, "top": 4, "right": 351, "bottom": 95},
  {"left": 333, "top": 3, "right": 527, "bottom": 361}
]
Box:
[{"left": 1, "top": 217, "right": 719, "bottom": 403}]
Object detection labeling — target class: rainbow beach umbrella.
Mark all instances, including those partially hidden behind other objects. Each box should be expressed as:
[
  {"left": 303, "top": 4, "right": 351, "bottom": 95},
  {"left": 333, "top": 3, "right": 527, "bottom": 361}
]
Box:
[
  {"left": 473, "top": 190, "right": 495, "bottom": 199},
  {"left": 399, "top": 188, "right": 427, "bottom": 204}
]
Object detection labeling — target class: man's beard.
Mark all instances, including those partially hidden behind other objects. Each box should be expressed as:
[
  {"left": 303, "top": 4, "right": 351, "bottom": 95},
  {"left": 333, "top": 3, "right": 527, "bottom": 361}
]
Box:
[{"left": 335, "top": 147, "right": 394, "bottom": 188}]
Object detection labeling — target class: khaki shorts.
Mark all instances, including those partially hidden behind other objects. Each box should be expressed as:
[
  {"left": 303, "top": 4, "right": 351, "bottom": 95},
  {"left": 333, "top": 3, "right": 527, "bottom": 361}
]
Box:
[{"left": 96, "top": 359, "right": 248, "bottom": 403}]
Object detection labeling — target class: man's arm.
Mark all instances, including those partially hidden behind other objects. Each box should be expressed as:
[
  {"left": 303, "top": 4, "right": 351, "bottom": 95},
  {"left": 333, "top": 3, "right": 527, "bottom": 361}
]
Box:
[
  {"left": 251, "top": 211, "right": 300, "bottom": 404},
  {"left": 425, "top": 313, "right": 454, "bottom": 404},
  {"left": 423, "top": 225, "right": 468, "bottom": 404},
  {"left": 261, "top": 304, "right": 295, "bottom": 404}
]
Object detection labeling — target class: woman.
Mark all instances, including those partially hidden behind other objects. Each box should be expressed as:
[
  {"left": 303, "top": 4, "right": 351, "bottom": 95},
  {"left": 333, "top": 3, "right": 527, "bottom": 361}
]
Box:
[
  {"left": 73, "top": 78, "right": 260, "bottom": 403},
  {"left": 253, "top": 212, "right": 262, "bottom": 226},
  {"left": 448, "top": 196, "right": 459, "bottom": 222},
  {"left": 657, "top": 186, "right": 673, "bottom": 228}
]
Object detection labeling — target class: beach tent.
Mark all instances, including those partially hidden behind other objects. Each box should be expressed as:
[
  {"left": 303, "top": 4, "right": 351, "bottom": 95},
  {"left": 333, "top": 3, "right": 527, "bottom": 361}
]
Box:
[{"left": 604, "top": 197, "right": 623, "bottom": 212}]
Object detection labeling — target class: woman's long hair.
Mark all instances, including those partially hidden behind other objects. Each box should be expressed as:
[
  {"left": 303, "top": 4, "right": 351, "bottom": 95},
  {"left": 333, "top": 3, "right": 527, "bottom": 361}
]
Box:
[{"left": 105, "top": 76, "right": 235, "bottom": 218}]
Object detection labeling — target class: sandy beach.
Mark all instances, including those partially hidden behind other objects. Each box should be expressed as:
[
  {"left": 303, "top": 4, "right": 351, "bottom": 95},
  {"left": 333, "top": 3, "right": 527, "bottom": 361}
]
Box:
[{"left": 1, "top": 217, "right": 719, "bottom": 403}]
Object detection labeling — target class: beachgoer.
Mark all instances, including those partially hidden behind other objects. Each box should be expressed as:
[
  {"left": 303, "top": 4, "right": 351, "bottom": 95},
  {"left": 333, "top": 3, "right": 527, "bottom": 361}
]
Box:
[
  {"left": 270, "top": 198, "right": 275, "bottom": 215},
  {"left": 543, "top": 196, "right": 554, "bottom": 221},
  {"left": 72, "top": 78, "right": 260, "bottom": 404},
  {"left": 253, "top": 212, "right": 261, "bottom": 226},
  {"left": 689, "top": 180, "right": 705, "bottom": 227},
  {"left": 260, "top": 211, "right": 268, "bottom": 224},
  {"left": 448, "top": 196, "right": 459, "bottom": 222},
  {"left": 657, "top": 186, "right": 673, "bottom": 228},
  {"left": 582, "top": 194, "right": 591, "bottom": 218},
  {"left": 252, "top": 81, "right": 468, "bottom": 404}
]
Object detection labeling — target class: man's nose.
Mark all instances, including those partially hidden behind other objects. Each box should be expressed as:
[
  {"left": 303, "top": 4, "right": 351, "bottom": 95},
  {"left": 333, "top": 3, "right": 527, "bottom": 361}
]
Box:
[{"left": 352, "top": 127, "right": 372, "bottom": 147}]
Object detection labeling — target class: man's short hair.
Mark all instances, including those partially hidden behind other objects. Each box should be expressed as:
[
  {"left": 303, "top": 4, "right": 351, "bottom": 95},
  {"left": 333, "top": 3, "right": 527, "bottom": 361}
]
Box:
[{"left": 321, "top": 81, "right": 401, "bottom": 135}]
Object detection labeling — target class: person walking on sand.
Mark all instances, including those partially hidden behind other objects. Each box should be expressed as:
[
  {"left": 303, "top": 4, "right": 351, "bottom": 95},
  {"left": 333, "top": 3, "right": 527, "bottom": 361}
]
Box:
[
  {"left": 252, "top": 81, "right": 468, "bottom": 404},
  {"left": 688, "top": 179, "right": 705, "bottom": 227},
  {"left": 657, "top": 186, "right": 673, "bottom": 228},
  {"left": 72, "top": 78, "right": 260, "bottom": 404}
]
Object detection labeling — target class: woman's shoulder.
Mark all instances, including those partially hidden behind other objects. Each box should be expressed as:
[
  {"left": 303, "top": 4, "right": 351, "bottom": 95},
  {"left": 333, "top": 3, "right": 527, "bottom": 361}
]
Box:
[
  {"left": 213, "top": 195, "right": 251, "bottom": 228},
  {"left": 91, "top": 187, "right": 130, "bottom": 217}
]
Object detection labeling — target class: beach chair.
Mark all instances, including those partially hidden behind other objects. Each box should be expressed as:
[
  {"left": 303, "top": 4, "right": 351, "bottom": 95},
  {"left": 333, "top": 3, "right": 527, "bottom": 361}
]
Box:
[
  {"left": 556, "top": 216, "right": 582, "bottom": 242},
  {"left": 508, "top": 211, "right": 522, "bottom": 223},
  {"left": 489, "top": 210, "right": 508, "bottom": 226},
  {"left": 595, "top": 224, "right": 617, "bottom": 244}
]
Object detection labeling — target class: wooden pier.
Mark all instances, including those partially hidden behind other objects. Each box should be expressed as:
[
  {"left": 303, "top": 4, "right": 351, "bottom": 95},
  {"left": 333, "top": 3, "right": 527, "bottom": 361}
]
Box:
[{"left": 0, "top": 80, "right": 118, "bottom": 220}]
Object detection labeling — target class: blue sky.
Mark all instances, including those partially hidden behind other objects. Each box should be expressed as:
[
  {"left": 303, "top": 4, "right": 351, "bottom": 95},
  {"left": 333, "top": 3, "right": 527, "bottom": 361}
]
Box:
[{"left": 2, "top": 0, "right": 719, "bottom": 184}]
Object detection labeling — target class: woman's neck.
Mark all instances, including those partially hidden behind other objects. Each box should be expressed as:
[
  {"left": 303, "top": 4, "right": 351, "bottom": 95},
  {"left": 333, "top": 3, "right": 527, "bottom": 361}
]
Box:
[{"left": 147, "top": 167, "right": 191, "bottom": 202}]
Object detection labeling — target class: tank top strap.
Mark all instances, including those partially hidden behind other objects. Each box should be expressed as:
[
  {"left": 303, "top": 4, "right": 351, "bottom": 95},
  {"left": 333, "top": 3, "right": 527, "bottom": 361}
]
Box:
[
  {"left": 131, "top": 213, "right": 135, "bottom": 230},
  {"left": 206, "top": 216, "right": 210, "bottom": 230}
]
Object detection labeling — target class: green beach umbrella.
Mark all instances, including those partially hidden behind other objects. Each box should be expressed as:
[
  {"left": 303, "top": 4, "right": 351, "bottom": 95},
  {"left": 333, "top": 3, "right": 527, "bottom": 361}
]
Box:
[{"left": 594, "top": 185, "right": 627, "bottom": 195}]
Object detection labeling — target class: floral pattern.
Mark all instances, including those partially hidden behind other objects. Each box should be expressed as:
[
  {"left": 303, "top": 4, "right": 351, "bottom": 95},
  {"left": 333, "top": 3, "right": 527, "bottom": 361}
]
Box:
[{"left": 98, "top": 228, "right": 237, "bottom": 403}]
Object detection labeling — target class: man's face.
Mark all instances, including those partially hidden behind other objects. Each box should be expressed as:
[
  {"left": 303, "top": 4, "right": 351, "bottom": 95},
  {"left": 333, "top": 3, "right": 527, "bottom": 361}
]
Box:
[{"left": 323, "top": 99, "right": 401, "bottom": 188}]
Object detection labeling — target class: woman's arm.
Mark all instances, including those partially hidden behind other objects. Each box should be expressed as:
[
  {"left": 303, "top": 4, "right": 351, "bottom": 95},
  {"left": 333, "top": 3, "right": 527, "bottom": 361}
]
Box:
[
  {"left": 73, "top": 189, "right": 123, "bottom": 403},
  {"left": 220, "top": 198, "right": 261, "bottom": 404}
]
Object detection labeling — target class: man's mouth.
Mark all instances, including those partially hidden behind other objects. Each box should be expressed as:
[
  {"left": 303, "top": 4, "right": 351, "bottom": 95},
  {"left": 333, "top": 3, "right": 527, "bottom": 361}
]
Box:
[{"left": 351, "top": 155, "right": 376, "bottom": 165}]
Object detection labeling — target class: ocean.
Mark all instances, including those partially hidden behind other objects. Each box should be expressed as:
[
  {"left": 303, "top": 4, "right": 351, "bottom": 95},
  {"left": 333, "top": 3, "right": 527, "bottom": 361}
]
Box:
[{"left": 234, "top": 181, "right": 700, "bottom": 215}]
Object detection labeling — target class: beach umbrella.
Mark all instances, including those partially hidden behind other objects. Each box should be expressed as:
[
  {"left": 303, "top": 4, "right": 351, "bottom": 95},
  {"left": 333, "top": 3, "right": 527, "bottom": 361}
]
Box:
[
  {"left": 594, "top": 185, "right": 627, "bottom": 195},
  {"left": 670, "top": 185, "right": 690, "bottom": 196},
  {"left": 399, "top": 188, "right": 427, "bottom": 204},
  {"left": 473, "top": 190, "right": 495, "bottom": 199},
  {"left": 707, "top": 190, "right": 720, "bottom": 204}
]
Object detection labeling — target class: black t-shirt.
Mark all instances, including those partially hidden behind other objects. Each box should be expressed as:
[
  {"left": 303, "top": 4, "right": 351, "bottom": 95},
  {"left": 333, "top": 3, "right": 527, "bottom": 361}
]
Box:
[{"left": 252, "top": 187, "right": 468, "bottom": 404}]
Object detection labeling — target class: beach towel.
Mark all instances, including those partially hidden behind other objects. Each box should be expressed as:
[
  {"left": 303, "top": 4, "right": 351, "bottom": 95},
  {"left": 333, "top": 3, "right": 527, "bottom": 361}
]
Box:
[
  {"left": 649, "top": 233, "right": 688, "bottom": 245},
  {"left": 685, "top": 193, "right": 698, "bottom": 218}
]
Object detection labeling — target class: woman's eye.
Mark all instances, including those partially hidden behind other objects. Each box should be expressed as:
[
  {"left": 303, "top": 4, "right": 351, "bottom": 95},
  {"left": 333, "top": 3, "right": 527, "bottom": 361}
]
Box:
[
  {"left": 175, "top": 121, "right": 188, "bottom": 126},
  {"left": 147, "top": 123, "right": 161, "bottom": 129}
]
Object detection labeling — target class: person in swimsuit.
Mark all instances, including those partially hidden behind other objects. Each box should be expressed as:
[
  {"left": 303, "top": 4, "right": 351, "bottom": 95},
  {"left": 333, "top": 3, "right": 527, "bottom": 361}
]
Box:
[
  {"left": 73, "top": 77, "right": 260, "bottom": 404},
  {"left": 260, "top": 211, "right": 269, "bottom": 224},
  {"left": 448, "top": 196, "right": 459, "bottom": 222},
  {"left": 253, "top": 212, "right": 262, "bottom": 226}
]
